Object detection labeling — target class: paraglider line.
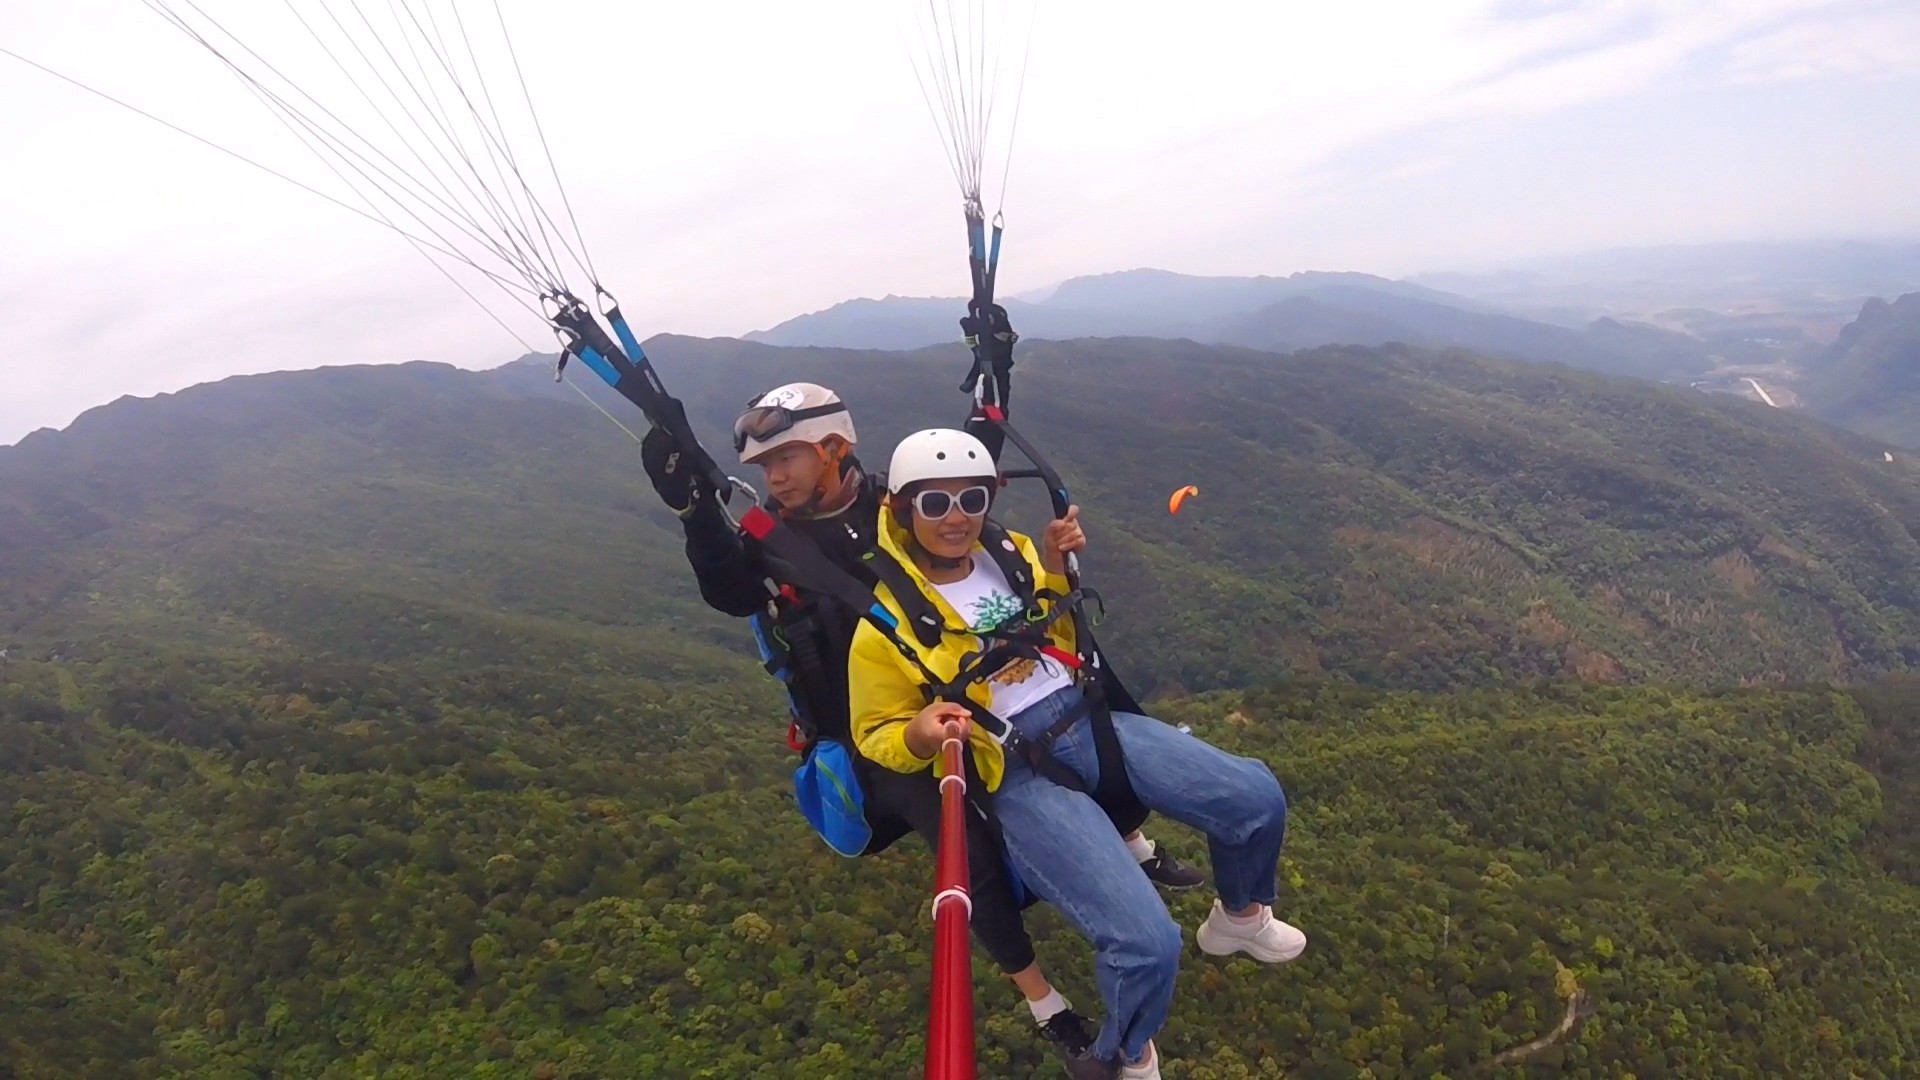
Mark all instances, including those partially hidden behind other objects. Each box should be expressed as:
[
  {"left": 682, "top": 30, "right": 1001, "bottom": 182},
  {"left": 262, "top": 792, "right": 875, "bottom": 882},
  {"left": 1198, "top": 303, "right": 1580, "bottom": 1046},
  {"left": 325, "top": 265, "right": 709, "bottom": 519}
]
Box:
[
  {"left": 151, "top": 0, "right": 549, "bottom": 292},
  {"left": 559, "top": 370, "right": 646, "bottom": 446},
  {"left": 390, "top": 0, "right": 574, "bottom": 289},
  {"left": 489, "top": 0, "right": 600, "bottom": 288},
  {"left": 272, "top": 0, "right": 549, "bottom": 285},
  {"left": 441, "top": 0, "right": 579, "bottom": 285},
  {"left": 995, "top": 2, "right": 1037, "bottom": 214},
  {"left": 0, "top": 41, "right": 531, "bottom": 303},
  {"left": 373, "top": 0, "right": 563, "bottom": 289},
  {"left": 351, "top": 0, "right": 563, "bottom": 291},
  {"left": 143, "top": 0, "right": 553, "bottom": 296}
]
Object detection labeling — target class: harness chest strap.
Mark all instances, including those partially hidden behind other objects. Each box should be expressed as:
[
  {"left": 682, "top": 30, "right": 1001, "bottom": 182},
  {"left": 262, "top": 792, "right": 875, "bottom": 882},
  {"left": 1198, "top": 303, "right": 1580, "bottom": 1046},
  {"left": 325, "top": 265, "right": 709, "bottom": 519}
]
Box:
[
  {"left": 856, "top": 520, "right": 1109, "bottom": 749},
  {"left": 741, "top": 493, "right": 1136, "bottom": 824},
  {"left": 907, "top": 584, "right": 1108, "bottom": 795}
]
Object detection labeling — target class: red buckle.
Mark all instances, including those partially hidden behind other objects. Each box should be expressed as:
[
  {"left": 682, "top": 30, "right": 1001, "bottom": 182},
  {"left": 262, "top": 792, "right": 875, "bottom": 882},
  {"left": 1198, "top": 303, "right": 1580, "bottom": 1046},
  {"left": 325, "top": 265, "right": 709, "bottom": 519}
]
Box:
[
  {"left": 786, "top": 721, "right": 808, "bottom": 753},
  {"left": 779, "top": 584, "right": 801, "bottom": 605},
  {"left": 980, "top": 405, "right": 1006, "bottom": 423},
  {"left": 741, "top": 506, "right": 777, "bottom": 540},
  {"left": 1039, "top": 645, "right": 1082, "bottom": 670}
]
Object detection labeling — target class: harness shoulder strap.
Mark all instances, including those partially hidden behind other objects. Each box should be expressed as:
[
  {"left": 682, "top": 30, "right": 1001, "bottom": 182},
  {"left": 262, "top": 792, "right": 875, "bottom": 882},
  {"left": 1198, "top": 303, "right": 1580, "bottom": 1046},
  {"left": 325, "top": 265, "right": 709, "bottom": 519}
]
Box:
[
  {"left": 976, "top": 521, "right": 1038, "bottom": 607},
  {"left": 741, "top": 507, "right": 888, "bottom": 625},
  {"left": 862, "top": 550, "right": 947, "bottom": 649}
]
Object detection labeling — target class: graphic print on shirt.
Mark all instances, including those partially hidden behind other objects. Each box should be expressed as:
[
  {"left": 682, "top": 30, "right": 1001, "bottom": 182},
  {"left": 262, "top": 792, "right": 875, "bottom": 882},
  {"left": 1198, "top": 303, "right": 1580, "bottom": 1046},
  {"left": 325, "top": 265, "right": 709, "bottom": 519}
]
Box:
[
  {"left": 930, "top": 552, "right": 1075, "bottom": 719},
  {"left": 965, "top": 591, "right": 1039, "bottom": 688}
]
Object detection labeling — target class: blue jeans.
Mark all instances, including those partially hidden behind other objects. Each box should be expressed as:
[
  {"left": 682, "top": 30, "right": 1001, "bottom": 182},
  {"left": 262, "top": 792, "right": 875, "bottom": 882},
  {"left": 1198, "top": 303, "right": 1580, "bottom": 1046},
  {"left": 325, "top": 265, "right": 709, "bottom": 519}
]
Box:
[{"left": 991, "top": 685, "right": 1289, "bottom": 1064}]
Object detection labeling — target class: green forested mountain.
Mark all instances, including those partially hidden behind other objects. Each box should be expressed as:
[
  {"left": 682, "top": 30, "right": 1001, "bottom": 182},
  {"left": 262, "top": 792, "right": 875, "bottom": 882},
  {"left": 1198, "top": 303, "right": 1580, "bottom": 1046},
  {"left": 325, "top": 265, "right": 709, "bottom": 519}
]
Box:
[
  {"left": 3, "top": 656, "right": 1915, "bottom": 1078},
  {"left": 1801, "top": 293, "right": 1920, "bottom": 448},
  {"left": 5, "top": 337, "right": 1915, "bottom": 690},
  {"left": 2, "top": 338, "right": 1917, "bottom": 1078}
]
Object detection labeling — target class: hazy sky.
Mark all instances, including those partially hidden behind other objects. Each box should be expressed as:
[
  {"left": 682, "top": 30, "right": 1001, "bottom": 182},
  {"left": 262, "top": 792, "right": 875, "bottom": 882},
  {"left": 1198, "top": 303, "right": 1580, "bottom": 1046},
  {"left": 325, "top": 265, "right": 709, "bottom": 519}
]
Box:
[{"left": 3, "top": 0, "right": 1919, "bottom": 444}]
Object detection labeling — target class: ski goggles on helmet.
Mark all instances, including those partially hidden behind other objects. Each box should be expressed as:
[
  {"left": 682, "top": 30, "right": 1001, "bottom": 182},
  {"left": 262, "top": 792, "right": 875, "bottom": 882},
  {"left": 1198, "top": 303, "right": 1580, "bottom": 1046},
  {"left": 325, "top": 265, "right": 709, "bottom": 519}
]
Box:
[
  {"left": 731, "top": 401, "right": 849, "bottom": 454},
  {"left": 910, "top": 484, "right": 992, "bottom": 520}
]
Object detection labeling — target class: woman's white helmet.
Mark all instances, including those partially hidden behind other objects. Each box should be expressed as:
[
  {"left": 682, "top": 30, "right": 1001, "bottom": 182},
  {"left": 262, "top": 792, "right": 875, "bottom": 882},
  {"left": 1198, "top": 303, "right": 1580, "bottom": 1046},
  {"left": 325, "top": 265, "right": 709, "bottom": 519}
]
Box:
[
  {"left": 734, "top": 382, "right": 857, "bottom": 464},
  {"left": 887, "top": 429, "right": 996, "bottom": 493}
]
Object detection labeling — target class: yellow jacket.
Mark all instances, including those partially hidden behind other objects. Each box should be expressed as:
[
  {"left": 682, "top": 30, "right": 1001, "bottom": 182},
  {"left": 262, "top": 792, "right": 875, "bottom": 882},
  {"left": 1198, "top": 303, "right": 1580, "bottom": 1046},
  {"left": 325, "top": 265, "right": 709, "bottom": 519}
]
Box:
[{"left": 846, "top": 508, "right": 1077, "bottom": 792}]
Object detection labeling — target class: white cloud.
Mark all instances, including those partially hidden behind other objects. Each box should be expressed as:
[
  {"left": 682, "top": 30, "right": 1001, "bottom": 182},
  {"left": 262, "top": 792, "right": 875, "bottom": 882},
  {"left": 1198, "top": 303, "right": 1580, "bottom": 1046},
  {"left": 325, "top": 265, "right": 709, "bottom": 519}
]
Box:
[{"left": 1719, "top": 3, "right": 1920, "bottom": 83}]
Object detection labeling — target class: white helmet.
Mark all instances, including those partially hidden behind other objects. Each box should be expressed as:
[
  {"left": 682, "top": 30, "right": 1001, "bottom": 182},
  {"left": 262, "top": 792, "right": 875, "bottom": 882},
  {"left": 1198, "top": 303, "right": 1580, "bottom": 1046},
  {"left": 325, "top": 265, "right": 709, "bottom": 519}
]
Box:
[
  {"left": 733, "top": 382, "right": 857, "bottom": 464},
  {"left": 887, "top": 429, "right": 996, "bottom": 493}
]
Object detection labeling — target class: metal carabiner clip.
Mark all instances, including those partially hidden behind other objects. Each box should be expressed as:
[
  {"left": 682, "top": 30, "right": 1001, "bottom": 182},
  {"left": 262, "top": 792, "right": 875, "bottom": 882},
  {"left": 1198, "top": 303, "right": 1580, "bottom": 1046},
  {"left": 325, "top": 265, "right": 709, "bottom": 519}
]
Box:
[{"left": 717, "top": 475, "right": 759, "bottom": 530}]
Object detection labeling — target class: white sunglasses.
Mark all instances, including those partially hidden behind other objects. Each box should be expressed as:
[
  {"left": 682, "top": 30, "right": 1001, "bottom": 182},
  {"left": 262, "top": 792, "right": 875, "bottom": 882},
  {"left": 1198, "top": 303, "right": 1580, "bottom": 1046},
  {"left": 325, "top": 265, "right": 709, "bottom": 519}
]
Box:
[{"left": 911, "top": 485, "right": 992, "bottom": 519}]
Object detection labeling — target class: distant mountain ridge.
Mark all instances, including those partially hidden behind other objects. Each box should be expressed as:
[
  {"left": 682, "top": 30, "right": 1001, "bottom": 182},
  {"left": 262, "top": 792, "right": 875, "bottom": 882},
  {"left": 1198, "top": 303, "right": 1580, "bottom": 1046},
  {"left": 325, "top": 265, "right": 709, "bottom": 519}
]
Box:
[
  {"left": 748, "top": 268, "right": 1718, "bottom": 382},
  {"left": 1416, "top": 239, "right": 1920, "bottom": 333},
  {"left": 1801, "top": 292, "right": 1920, "bottom": 448},
  {"left": 1424, "top": 239, "right": 1920, "bottom": 300}
]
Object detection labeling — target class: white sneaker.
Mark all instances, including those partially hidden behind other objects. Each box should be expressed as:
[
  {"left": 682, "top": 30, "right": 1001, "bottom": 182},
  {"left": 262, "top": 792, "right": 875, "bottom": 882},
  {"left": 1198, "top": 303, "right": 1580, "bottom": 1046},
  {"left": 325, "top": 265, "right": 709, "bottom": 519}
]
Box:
[
  {"left": 1119, "top": 1040, "right": 1162, "bottom": 1079},
  {"left": 1195, "top": 900, "right": 1307, "bottom": 963}
]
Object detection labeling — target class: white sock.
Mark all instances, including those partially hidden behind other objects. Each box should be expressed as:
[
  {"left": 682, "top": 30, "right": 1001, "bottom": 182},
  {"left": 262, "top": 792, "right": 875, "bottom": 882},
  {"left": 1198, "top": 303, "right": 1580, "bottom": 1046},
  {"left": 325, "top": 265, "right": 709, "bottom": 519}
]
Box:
[
  {"left": 1122, "top": 1042, "right": 1157, "bottom": 1075},
  {"left": 1028, "top": 989, "right": 1068, "bottom": 1024},
  {"left": 1125, "top": 833, "right": 1155, "bottom": 862}
]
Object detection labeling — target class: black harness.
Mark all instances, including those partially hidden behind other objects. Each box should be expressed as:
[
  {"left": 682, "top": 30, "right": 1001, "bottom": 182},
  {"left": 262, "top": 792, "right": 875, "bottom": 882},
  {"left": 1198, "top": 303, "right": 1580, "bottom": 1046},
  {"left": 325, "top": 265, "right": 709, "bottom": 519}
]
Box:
[{"left": 863, "top": 519, "right": 1145, "bottom": 835}]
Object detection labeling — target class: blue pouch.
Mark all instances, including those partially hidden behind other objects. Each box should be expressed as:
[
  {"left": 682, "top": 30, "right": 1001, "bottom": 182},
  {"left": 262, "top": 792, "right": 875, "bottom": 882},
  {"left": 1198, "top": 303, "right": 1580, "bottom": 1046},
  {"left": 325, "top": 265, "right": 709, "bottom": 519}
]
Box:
[{"left": 793, "top": 739, "right": 872, "bottom": 857}]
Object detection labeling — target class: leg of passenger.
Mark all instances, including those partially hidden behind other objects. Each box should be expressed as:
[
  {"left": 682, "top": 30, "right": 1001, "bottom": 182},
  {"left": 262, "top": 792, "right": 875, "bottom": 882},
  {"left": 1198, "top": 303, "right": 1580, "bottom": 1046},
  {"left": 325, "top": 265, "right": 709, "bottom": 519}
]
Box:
[
  {"left": 1092, "top": 710, "right": 1289, "bottom": 910},
  {"left": 961, "top": 812, "right": 1039, "bottom": 977},
  {"left": 1125, "top": 828, "right": 1205, "bottom": 891},
  {"left": 991, "top": 757, "right": 1182, "bottom": 1066},
  {"left": 865, "top": 768, "right": 1039, "bottom": 976},
  {"left": 1008, "top": 960, "right": 1099, "bottom": 1060},
  {"left": 1007, "top": 963, "right": 1051, "bottom": 1001},
  {"left": 1087, "top": 710, "right": 1307, "bottom": 963}
]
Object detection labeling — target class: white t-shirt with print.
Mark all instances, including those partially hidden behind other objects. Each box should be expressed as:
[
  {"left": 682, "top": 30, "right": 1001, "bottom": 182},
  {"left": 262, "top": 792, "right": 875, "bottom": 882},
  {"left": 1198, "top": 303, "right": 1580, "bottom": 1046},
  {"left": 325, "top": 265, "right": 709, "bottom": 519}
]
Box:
[{"left": 929, "top": 553, "right": 1074, "bottom": 720}]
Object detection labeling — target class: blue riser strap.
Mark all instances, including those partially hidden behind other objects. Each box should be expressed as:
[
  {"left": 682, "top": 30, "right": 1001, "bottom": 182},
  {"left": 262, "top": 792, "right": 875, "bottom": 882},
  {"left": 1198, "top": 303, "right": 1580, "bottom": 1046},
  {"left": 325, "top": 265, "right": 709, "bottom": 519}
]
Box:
[
  {"left": 573, "top": 344, "right": 621, "bottom": 389},
  {"left": 608, "top": 309, "right": 648, "bottom": 365}
]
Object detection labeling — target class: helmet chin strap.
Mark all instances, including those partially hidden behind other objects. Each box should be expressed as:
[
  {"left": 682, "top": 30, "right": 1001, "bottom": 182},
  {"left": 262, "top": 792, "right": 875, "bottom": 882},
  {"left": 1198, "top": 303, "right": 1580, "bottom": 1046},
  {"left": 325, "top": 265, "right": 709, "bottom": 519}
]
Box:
[{"left": 786, "top": 444, "right": 858, "bottom": 519}]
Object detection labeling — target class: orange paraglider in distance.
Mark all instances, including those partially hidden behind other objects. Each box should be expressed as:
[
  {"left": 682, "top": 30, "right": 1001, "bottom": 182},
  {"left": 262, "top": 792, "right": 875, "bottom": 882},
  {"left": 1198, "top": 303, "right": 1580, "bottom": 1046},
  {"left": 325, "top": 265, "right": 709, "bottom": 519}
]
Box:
[{"left": 1168, "top": 485, "right": 1200, "bottom": 515}]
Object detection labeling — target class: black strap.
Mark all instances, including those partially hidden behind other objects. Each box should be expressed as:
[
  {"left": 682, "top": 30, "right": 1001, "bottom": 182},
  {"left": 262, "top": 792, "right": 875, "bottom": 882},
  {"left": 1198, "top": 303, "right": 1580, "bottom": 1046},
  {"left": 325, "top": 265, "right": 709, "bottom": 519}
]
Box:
[
  {"left": 860, "top": 521, "right": 1048, "bottom": 652},
  {"left": 964, "top": 405, "right": 1145, "bottom": 828},
  {"left": 959, "top": 210, "right": 1013, "bottom": 460},
  {"left": 960, "top": 301, "right": 1016, "bottom": 413},
  {"left": 1037, "top": 688, "right": 1096, "bottom": 746},
  {"left": 864, "top": 549, "right": 947, "bottom": 649},
  {"left": 978, "top": 521, "right": 1039, "bottom": 599},
  {"left": 778, "top": 610, "right": 834, "bottom": 742},
  {"left": 969, "top": 407, "right": 1105, "bottom": 670},
  {"left": 743, "top": 507, "right": 898, "bottom": 627}
]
